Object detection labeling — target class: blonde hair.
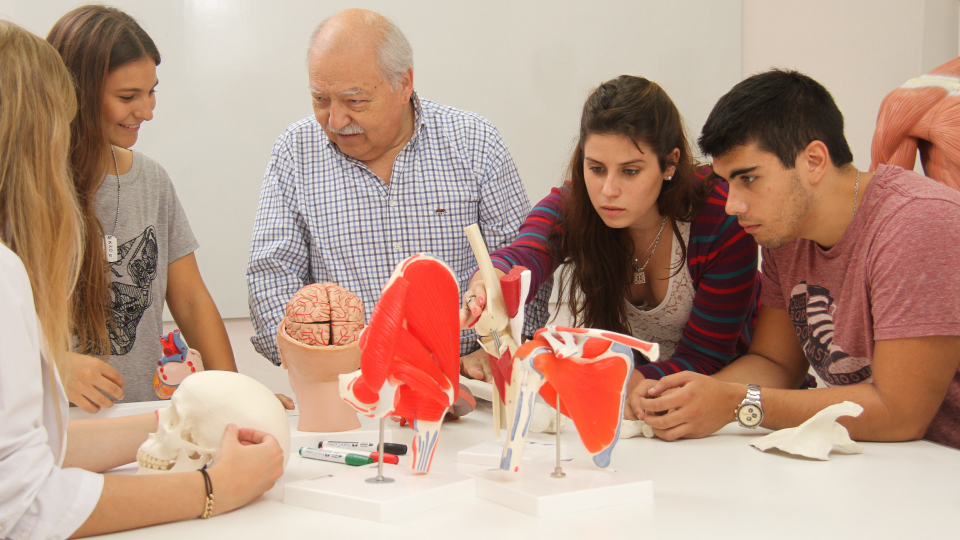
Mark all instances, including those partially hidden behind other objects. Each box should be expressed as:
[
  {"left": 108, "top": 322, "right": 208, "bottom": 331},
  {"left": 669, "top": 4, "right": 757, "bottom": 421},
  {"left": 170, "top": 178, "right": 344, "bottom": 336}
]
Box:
[{"left": 0, "top": 20, "right": 83, "bottom": 370}]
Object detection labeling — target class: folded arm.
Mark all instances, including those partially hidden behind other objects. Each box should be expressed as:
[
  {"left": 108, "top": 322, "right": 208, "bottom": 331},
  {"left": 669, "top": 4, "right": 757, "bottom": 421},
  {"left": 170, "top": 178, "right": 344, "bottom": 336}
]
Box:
[{"left": 637, "top": 306, "right": 960, "bottom": 441}]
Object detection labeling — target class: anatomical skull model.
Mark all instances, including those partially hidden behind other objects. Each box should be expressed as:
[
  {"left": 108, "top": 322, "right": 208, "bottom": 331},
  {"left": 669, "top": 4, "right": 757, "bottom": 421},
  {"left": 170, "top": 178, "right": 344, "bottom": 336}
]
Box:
[
  {"left": 137, "top": 371, "right": 291, "bottom": 474},
  {"left": 340, "top": 253, "right": 461, "bottom": 473},
  {"left": 277, "top": 282, "right": 365, "bottom": 432}
]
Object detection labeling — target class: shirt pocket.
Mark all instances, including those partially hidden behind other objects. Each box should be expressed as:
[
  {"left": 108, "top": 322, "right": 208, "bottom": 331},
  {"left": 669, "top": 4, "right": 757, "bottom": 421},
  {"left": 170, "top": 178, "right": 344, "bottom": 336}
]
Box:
[{"left": 402, "top": 196, "right": 478, "bottom": 275}]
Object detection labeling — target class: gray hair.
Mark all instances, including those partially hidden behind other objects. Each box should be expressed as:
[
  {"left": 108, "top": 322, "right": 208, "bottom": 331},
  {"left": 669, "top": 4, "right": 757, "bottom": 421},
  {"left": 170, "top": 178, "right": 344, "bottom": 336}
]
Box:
[{"left": 309, "top": 11, "right": 413, "bottom": 90}]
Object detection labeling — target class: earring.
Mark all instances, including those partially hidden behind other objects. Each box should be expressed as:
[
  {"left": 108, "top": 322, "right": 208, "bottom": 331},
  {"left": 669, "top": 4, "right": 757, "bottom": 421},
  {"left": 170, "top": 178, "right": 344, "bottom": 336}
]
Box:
[{"left": 665, "top": 175, "right": 673, "bottom": 181}]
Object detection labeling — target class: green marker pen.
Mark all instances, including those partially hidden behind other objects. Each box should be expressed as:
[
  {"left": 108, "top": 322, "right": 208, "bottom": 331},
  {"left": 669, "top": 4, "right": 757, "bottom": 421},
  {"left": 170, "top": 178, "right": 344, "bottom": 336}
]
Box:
[{"left": 299, "top": 447, "right": 373, "bottom": 466}]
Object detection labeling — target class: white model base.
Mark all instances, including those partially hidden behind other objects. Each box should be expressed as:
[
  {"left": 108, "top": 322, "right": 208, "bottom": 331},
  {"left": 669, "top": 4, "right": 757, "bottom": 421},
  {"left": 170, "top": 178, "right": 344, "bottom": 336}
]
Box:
[
  {"left": 457, "top": 440, "right": 568, "bottom": 467},
  {"left": 284, "top": 464, "right": 476, "bottom": 521},
  {"left": 470, "top": 460, "right": 652, "bottom": 517}
]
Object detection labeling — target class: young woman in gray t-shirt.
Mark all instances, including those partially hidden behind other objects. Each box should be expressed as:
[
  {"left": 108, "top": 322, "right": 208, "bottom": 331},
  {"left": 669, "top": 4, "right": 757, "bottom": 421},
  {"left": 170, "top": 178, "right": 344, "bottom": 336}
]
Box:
[{"left": 48, "top": 5, "right": 241, "bottom": 407}]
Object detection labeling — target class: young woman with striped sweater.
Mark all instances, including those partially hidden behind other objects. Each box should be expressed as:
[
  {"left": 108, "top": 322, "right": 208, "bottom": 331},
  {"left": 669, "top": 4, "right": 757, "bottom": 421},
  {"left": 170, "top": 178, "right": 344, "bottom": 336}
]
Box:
[{"left": 460, "top": 75, "right": 763, "bottom": 416}]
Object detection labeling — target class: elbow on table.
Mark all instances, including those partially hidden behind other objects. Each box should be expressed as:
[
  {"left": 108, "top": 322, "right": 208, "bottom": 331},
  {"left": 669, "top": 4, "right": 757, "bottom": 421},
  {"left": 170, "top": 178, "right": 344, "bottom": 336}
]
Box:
[{"left": 853, "top": 410, "right": 935, "bottom": 443}]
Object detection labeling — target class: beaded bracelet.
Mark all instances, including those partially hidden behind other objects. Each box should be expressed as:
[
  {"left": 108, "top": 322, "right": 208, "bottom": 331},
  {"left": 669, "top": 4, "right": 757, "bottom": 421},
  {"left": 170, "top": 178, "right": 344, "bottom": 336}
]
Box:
[{"left": 199, "top": 467, "right": 214, "bottom": 519}]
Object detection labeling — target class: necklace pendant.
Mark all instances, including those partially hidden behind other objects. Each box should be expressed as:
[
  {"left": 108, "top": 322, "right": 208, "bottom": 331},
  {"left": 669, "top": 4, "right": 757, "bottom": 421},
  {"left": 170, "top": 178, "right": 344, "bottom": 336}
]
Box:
[
  {"left": 104, "top": 235, "right": 118, "bottom": 263},
  {"left": 634, "top": 271, "right": 645, "bottom": 285}
]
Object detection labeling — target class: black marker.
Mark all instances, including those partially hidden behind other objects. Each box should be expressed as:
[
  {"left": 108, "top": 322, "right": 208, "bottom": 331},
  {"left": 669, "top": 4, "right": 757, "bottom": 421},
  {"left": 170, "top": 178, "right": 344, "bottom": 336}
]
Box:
[{"left": 319, "top": 440, "right": 408, "bottom": 455}]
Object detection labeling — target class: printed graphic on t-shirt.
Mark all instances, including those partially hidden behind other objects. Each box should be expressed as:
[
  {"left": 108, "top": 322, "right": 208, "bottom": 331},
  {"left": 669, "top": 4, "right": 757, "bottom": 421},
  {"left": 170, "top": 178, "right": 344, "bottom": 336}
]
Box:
[
  {"left": 108, "top": 226, "right": 158, "bottom": 355},
  {"left": 788, "top": 282, "right": 872, "bottom": 386}
]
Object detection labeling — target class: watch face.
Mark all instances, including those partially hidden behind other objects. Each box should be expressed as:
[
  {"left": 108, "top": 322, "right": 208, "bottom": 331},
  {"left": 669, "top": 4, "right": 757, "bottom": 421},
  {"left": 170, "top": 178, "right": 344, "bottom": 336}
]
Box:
[{"left": 737, "top": 404, "right": 763, "bottom": 427}]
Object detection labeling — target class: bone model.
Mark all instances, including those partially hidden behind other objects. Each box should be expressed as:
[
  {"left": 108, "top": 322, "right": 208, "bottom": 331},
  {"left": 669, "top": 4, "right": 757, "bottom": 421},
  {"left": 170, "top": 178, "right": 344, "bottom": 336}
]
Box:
[
  {"left": 464, "top": 223, "right": 531, "bottom": 436},
  {"left": 751, "top": 401, "right": 864, "bottom": 460},
  {"left": 283, "top": 282, "right": 365, "bottom": 346},
  {"left": 339, "top": 254, "right": 461, "bottom": 472},
  {"left": 501, "top": 327, "right": 659, "bottom": 472}
]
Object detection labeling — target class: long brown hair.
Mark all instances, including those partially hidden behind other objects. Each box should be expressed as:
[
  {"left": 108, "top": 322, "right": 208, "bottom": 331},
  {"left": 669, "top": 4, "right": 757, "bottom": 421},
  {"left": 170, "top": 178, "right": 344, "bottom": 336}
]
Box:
[
  {"left": 47, "top": 5, "right": 161, "bottom": 355},
  {"left": 0, "top": 21, "right": 83, "bottom": 369},
  {"left": 555, "top": 75, "right": 712, "bottom": 335}
]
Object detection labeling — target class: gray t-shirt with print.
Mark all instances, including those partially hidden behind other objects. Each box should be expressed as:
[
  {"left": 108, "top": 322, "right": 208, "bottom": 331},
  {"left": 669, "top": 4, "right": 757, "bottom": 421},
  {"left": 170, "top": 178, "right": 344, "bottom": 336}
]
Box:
[{"left": 92, "top": 150, "right": 198, "bottom": 402}]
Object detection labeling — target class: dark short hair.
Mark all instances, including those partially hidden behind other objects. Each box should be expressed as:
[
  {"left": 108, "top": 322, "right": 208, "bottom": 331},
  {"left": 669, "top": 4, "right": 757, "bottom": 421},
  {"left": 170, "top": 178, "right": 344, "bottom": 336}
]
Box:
[{"left": 698, "top": 69, "right": 853, "bottom": 169}]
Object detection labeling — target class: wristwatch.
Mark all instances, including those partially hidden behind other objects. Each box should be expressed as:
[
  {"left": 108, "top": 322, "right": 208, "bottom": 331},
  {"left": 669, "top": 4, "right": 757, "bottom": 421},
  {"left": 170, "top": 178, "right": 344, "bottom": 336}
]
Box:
[{"left": 736, "top": 384, "right": 763, "bottom": 428}]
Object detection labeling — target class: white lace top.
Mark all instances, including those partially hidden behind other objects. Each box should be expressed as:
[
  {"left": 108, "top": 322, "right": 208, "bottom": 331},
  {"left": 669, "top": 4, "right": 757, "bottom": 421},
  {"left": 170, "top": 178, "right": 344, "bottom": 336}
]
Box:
[{"left": 625, "top": 221, "right": 694, "bottom": 361}]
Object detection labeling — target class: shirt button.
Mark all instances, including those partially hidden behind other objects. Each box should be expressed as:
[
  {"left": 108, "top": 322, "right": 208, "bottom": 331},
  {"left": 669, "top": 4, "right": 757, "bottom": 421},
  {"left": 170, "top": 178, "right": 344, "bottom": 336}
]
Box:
[
  {"left": 393, "top": 242, "right": 402, "bottom": 251},
  {"left": 388, "top": 200, "right": 399, "bottom": 207},
  {"left": 17, "top": 529, "right": 28, "bottom": 540}
]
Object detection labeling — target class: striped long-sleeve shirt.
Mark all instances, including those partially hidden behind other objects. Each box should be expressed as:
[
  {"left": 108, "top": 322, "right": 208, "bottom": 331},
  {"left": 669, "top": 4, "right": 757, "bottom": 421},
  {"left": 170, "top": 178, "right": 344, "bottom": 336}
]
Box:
[{"left": 489, "top": 171, "right": 762, "bottom": 380}]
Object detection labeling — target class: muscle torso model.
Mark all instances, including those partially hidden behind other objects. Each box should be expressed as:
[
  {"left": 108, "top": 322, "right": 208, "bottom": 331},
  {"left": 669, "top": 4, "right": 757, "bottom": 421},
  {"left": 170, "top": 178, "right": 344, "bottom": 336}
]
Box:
[{"left": 872, "top": 56, "right": 960, "bottom": 189}]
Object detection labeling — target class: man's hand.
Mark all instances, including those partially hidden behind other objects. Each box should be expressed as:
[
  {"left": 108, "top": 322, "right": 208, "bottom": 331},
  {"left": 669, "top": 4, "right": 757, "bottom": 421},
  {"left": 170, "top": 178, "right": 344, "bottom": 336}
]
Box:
[
  {"left": 636, "top": 371, "right": 745, "bottom": 441},
  {"left": 62, "top": 351, "right": 125, "bottom": 413},
  {"left": 624, "top": 370, "right": 645, "bottom": 420},
  {"left": 275, "top": 393, "right": 295, "bottom": 410},
  {"left": 460, "top": 348, "right": 492, "bottom": 382}
]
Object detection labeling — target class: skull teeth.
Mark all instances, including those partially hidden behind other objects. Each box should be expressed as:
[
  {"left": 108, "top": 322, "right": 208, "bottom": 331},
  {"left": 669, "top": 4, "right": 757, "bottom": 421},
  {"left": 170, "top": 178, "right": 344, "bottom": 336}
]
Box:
[{"left": 137, "top": 448, "right": 174, "bottom": 471}]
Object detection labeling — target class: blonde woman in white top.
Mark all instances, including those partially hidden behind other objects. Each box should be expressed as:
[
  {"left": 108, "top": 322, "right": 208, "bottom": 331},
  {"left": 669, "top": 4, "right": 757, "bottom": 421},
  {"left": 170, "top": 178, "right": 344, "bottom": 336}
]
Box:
[{"left": 0, "top": 22, "right": 282, "bottom": 539}]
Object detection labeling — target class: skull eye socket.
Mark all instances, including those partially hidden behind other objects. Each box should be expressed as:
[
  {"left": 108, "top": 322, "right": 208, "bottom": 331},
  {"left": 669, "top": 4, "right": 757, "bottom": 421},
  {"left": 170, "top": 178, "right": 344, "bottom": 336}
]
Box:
[{"left": 182, "top": 431, "right": 198, "bottom": 446}]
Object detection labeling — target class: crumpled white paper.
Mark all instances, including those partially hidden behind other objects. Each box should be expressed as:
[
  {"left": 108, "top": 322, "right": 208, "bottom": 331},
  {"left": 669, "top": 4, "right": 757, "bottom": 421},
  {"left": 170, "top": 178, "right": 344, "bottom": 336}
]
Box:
[
  {"left": 751, "top": 401, "right": 865, "bottom": 460},
  {"left": 529, "top": 398, "right": 566, "bottom": 434},
  {"left": 620, "top": 419, "right": 654, "bottom": 439}
]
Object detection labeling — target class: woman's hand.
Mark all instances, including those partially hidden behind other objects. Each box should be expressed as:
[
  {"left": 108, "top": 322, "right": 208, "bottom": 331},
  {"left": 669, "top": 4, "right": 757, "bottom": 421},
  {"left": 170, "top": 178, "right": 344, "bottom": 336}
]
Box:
[
  {"left": 207, "top": 424, "right": 284, "bottom": 514},
  {"left": 62, "top": 351, "right": 125, "bottom": 413},
  {"left": 458, "top": 272, "right": 489, "bottom": 329}
]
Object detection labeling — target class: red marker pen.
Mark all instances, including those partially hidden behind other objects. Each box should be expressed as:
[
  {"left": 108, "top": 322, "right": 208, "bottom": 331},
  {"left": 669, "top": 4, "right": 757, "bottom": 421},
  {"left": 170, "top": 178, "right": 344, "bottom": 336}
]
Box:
[{"left": 344, "top": 450, "right": 400, "bottom": 465}]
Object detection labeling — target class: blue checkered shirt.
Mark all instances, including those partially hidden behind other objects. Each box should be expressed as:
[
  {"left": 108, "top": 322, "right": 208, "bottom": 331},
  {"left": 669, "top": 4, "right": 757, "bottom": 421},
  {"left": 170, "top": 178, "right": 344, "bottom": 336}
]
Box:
[{"left": 248, "top": 93, "right": 550, "bottom": 365}]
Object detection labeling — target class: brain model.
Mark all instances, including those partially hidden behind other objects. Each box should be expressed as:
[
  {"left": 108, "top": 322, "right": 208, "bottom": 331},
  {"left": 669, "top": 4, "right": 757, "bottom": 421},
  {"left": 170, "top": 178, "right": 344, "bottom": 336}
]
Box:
[{"left": 283, "top": 283, "right": 364, "bottom": 346}]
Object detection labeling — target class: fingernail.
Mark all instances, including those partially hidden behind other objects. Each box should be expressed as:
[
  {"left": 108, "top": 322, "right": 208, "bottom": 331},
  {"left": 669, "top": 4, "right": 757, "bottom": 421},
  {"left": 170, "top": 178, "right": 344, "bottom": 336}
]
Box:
[{"left": 478, "top": 296, "right": 485, "bottom": 303}]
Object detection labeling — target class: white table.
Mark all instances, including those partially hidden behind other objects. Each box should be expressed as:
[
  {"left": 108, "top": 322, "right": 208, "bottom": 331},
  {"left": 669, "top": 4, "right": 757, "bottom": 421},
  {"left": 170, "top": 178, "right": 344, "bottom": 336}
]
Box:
[{"left": 75, "top": 400, "right": 960, "bottom": 540}]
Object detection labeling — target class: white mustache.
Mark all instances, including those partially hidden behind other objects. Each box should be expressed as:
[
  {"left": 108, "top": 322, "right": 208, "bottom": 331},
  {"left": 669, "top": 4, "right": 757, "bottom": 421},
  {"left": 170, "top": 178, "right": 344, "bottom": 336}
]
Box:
[{"left": 330, "top": 123, "right": 365, "bottom": 135}]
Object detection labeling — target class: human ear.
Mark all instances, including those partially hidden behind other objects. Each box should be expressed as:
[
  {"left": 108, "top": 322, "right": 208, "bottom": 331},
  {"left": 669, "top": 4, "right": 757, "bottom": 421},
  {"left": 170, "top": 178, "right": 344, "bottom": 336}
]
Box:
[
  {"left": 399, "top": 68, "right": 414, "bottom": 102},
  {"left": 664, "top": 148, "right": 680, "bottom": 180},
  {"left": 799, "top": 141, "right": 829, "bottom": 185}
]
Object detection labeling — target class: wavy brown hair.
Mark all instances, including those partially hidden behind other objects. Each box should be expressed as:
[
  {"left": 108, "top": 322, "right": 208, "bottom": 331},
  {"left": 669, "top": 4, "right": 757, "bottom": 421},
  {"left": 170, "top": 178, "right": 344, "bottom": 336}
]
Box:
[
  {"left": 0, "top": 21, "right": 82, "bottom": 370},
  {"left": 47, "top": 5, "right": 160, "bottom": 355},
  {"left": 555, "top": 75, "right": 713, "bottom": 337}
]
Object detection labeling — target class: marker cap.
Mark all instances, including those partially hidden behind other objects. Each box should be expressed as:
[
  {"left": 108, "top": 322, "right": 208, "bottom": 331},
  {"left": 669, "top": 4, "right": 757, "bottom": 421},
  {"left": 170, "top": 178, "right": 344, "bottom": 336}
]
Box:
[
  {"left": 369, "top": 452, "right": 399, "bottom": 465},
  {"left": 344, "top": 454, "right": 374, "bottom": 466}
]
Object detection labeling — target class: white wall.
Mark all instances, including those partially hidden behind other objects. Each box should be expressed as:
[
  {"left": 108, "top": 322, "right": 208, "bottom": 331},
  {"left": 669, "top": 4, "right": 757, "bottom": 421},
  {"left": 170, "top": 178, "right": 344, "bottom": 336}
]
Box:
[
  {"left": 742, "top": 0, "right": 959, "bottom": 171},
  {"left": 2, "top": 1, "right": 958, "bottom": 330},
  {"left": 0, "top": 0, "right": 742, "bottom": 319}
]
